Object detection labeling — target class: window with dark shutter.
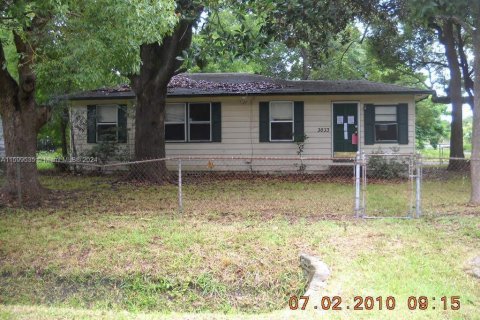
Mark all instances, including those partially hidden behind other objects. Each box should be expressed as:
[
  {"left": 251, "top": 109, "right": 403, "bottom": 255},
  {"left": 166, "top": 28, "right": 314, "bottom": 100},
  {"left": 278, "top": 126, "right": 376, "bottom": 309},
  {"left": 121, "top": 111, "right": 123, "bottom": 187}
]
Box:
[
  {"left": 397, "top": 103, "right": 408, "bottom": 144},
  {"left": 259, "top": 101, "right": 304, "bottom": 142},
  {"left": 211, "top": 102, "right": 222, "bottom": 142},
  {"left": 364, "top": 104, "right": 375, "bottom": 145},
  {"left": 87, "top": 105, "right": 97, "bottom": 143},
  {"left": 88, "top": 105, "right": 127, "bottom": 143},
  {"left": 365, "top": 103, "right": 409, "bottom": 145},
  {"left": 259, "top": 102, "right": 269, "bottom": 142},
  {"left": 118, "top": 105, "right": 128, "bottom": 143},
  {"left": 293, "top": 101, "right": 304, "bottom": 141}
]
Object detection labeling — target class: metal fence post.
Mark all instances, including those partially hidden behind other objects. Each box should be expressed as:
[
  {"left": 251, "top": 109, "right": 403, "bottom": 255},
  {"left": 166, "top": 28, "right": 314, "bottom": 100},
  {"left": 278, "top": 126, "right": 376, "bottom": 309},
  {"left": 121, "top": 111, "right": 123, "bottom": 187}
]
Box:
[
  {"left": 361, "top": 151, "right": 367, "bottom": 218},
  {"left": 416, "top": 153, "right": 422, "bottom": 218},
  {"left": 178, "top": 159, "right": 183, "bottom": 214},
  {"left": 354, "top": 151, "right": 361, "bottom": 218},
  {"left": 15, "top": 162, "right": 22, "bottom": 207}
]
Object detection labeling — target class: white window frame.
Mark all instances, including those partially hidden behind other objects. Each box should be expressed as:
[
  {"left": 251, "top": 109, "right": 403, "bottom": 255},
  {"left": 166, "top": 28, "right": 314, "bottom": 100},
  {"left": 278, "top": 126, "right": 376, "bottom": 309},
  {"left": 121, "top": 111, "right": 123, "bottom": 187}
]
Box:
[
  {"left": 96, "top": 105, "right": 118, "bottom": 142},
  {"left": 269, "top": 101, "right": 294, "bottom": 142},
  {"left": 165, "top": 103, "right": 187, "bottom": 142},
  {"left": 374, "top": 105, "right": 398, "bottom": 143},
  {"left": 188, "top": 102, "right": 212, "bottom": 142}
]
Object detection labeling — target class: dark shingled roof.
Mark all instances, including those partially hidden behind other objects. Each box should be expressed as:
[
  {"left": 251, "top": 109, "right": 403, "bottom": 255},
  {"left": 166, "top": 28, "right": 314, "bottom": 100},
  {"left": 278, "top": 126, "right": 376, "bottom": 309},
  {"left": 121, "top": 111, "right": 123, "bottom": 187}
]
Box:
[{"left": 68, "top": 73, "right": 432, "bottom": 100}]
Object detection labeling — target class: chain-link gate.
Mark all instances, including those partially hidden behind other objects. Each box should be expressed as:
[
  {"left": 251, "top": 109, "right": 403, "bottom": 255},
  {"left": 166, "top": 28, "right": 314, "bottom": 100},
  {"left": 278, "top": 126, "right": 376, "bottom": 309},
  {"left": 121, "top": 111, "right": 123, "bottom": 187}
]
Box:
[{"left": 355, "top": 152, "right": 422, "bottom": 219}]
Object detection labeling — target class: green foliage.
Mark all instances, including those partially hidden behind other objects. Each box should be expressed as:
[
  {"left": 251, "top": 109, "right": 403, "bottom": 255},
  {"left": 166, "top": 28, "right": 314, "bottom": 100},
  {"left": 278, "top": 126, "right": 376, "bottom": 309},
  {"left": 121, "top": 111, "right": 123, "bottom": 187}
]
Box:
[
  {"left": 294, "top": 134, "right": 308, "bottom": 172},
  {"left": 1, "top": 0, "right": 178, "bottom": 103},
  {"left": 368, "top": 151, "right": 409, "bottom": 179},
  {"left": 415, "top": 100, "right": 448, "bottom": 149},
  {"left": 37, "top": 105, "right": 68, "bottom": 151},
  {"left": 0, "top": 30, "right": 18, "bottom": 81},
  {"left": 190, "top": 7, "right": 267, "bottom": 72},
  {"left": 191, "top": 1, "right": 380, "bottom": 80},
  {"left": 84, "top": 139, "right": 129, "bottom": 164},
  {"left": 463, "top": 115, "right": 473, "bottom": 151}
]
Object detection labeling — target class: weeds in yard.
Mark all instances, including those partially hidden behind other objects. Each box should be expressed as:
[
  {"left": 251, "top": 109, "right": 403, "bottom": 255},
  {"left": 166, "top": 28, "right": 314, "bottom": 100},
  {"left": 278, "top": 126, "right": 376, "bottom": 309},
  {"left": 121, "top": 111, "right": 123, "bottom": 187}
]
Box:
[{"left": 0, "top": 175, "right": 478, "bottom": 319}]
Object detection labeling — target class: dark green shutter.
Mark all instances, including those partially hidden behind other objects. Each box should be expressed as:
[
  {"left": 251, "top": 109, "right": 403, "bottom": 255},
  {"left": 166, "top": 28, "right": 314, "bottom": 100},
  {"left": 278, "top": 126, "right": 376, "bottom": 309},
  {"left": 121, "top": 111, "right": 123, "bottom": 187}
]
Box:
[
  {"left": 293, "top": 101, "right": 304, "bottom": 141},
  {"left": 87, "top": 105, "right": 97, "bottom": 143},
  {"left": 118, "top": 105, "right": 128, "bottom": 143},
  {"left": 259, "top": 102, "right": 269, "bottom": 142},
  {"left": 364, "top": 104, "right": 375, "bottom": 145},
  {"left": 211, "top": 102, "right": 221, "bottom": 142},
  {"left": 397, "top": 103, "right": 408, "bottom": 144}
]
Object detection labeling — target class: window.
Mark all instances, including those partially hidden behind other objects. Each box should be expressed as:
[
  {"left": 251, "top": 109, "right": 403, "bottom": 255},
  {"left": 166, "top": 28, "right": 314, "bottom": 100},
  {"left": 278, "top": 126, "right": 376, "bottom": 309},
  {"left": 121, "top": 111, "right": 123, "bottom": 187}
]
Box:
[
  {"left": 165, "top": 103, "right": 186, "bottom": 141},
  {"left": 164, "top": 102, "right": 221, "bottom": 142},
  {"left": 189, "top": 103, "right": 211, "bottom": 141},
  {"left": 87, "top": 105, "right": 127, "bottom": 144},
  {"left": 270, "top": 101, "right": 294, "bottom": 141},
  {"left": 97, "top": 105, "right": 118, "bottom": 142},
  {"left": 374, "top": 106, "right": 398, "bottom": 142}
]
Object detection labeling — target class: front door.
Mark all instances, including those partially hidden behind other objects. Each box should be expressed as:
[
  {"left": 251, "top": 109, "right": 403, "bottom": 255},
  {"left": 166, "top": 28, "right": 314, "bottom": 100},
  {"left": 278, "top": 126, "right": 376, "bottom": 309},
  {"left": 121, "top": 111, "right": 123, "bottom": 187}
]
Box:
[{"left": 333, "top": 103, "right": 358, "bottom": 153}]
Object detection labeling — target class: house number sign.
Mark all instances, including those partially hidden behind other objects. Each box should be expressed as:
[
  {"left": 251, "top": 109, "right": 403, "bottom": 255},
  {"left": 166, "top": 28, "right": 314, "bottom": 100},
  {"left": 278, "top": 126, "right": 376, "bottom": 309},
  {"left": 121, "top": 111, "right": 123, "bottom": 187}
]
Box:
[{"left": 317, "top": 127, "right": 330, "bottom": 133}]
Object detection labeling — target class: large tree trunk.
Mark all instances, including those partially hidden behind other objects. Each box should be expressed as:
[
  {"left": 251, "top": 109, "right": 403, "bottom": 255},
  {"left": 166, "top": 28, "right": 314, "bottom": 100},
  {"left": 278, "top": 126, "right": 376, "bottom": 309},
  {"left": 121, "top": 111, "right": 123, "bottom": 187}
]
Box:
[
  {"left": 1, "top": 101, "right": 45, "bottom": 201},
  {"left": 441, "top": 20, "right": 465, "bottom": 169},
  {"left": 131, "top": 82, "right": 168, "bottom": 182},
  {"left": 470, "top": 3, "right": 480, "bottom": 204},
  {"left": 0, "top": 30, "right": 49, "bottom": 204},
  {"left": 129, "top": 19, "right": 195, "bottom": 183}
]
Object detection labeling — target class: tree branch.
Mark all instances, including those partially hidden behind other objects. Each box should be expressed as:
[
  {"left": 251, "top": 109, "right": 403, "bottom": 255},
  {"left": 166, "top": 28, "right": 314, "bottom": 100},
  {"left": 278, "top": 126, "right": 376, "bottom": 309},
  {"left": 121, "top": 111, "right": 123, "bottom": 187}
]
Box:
[
  {"left": 154, "top": 19, "right": 193, "bottom": 87},
  {"left": 35, "top": 105, "right": 51, "bottom": 131},
  {"left": 448, "top": 15, "right": 474, "bottom": 35},
  {"left": 431, "top": 91, "right": 472, "bottom": 104},
  {"left": 13, "top": 30, "right": 36, "bottom": 95},
  {"left": 420, "top": 60, "right": 449, "bottom": 68},
  {"left": 173, "top": 67, "right": 187, "bottom": 76},
  {"left": 0, "top": 36, "right": 19, "bottom": 102},
  {"left": 456, "top": 23, "right": 475, "bottom": 109}
]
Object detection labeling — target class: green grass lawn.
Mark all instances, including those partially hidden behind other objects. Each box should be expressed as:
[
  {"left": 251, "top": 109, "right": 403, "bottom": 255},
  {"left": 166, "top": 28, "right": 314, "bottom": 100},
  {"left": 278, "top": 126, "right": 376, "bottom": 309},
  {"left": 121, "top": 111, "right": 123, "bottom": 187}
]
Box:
[
  {"left": 0, "top": 175, "right": 479, "bottom": 319},
  {"left": 36, "top": 151, "right": 63, "bottom": 171}
]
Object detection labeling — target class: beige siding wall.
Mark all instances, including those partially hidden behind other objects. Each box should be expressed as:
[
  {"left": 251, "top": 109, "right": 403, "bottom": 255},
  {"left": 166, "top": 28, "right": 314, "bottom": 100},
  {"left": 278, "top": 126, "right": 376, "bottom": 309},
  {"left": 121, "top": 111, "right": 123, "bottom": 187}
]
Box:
[{"left": 70, "top": 94, "right": 416, "bottom": 162}]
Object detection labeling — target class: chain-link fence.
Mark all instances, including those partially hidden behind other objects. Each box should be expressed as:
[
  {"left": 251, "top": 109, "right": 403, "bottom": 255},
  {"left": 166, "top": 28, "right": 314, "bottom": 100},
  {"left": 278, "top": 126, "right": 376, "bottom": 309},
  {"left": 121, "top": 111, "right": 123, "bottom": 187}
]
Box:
[
  {"left": 0, "top": 154, "right": 475, "bottom": 217},
  {"left": 75, "top": 156, "right": 356, "bottom": 218},
  {"left": 354, "top": 153, "right": 419, "bottom": 219},
  {"left": 421, "top": 156, "right": 471, "bottom": 216}
]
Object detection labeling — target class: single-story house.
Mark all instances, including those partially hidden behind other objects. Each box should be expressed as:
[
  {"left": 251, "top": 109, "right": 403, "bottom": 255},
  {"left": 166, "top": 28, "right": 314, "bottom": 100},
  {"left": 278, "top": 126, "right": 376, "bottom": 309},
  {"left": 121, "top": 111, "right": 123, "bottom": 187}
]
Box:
[{"left": 68, "top": 73, "right": 430, "bottom": 171}]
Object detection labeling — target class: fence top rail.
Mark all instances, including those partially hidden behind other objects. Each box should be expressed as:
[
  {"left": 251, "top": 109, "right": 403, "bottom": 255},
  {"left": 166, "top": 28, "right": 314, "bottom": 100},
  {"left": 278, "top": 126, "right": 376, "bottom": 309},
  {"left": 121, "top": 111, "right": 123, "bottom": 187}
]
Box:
[
  {"left": 366, "top": 153, "right": 417, "bottom": 157},
  {"left": 51, "top": 161, "right": 104, "bottom": 168},
  {"left": 422, "top": 156, "right": 476, "bottom": 161},
  {"left": 61, "top": 156, "right": 357, "bottom": 168},
  {"left": 102, "top": 157, "right": 176, "bottom": 168},
  {"left": 170, "top": 156, "right": 354, "bottom": 161},
  {"left": 38, "top": 156, "right": 359, "bottom": 168}
]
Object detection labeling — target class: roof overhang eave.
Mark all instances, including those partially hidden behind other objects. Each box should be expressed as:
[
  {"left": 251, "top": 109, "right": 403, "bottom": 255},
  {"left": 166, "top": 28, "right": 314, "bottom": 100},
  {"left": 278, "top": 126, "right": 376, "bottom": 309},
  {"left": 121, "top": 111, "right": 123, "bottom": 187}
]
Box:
[{"left": 67, "top": 90, "right": 434, "bottom": 101}]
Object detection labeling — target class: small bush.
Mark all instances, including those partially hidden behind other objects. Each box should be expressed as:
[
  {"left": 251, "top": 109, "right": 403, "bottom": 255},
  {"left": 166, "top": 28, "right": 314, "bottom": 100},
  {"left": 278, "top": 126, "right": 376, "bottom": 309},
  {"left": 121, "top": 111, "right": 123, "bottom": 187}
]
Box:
[{"left": 367, "top": 152, "right": 409, "bottom": 179}]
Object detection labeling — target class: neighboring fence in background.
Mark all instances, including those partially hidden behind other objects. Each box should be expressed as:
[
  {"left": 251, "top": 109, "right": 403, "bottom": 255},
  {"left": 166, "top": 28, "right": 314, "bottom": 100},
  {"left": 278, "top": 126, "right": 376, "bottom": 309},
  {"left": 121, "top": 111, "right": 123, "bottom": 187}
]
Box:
[{"left": 0, "top": 155, "right": 475, "bottom": 218}]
